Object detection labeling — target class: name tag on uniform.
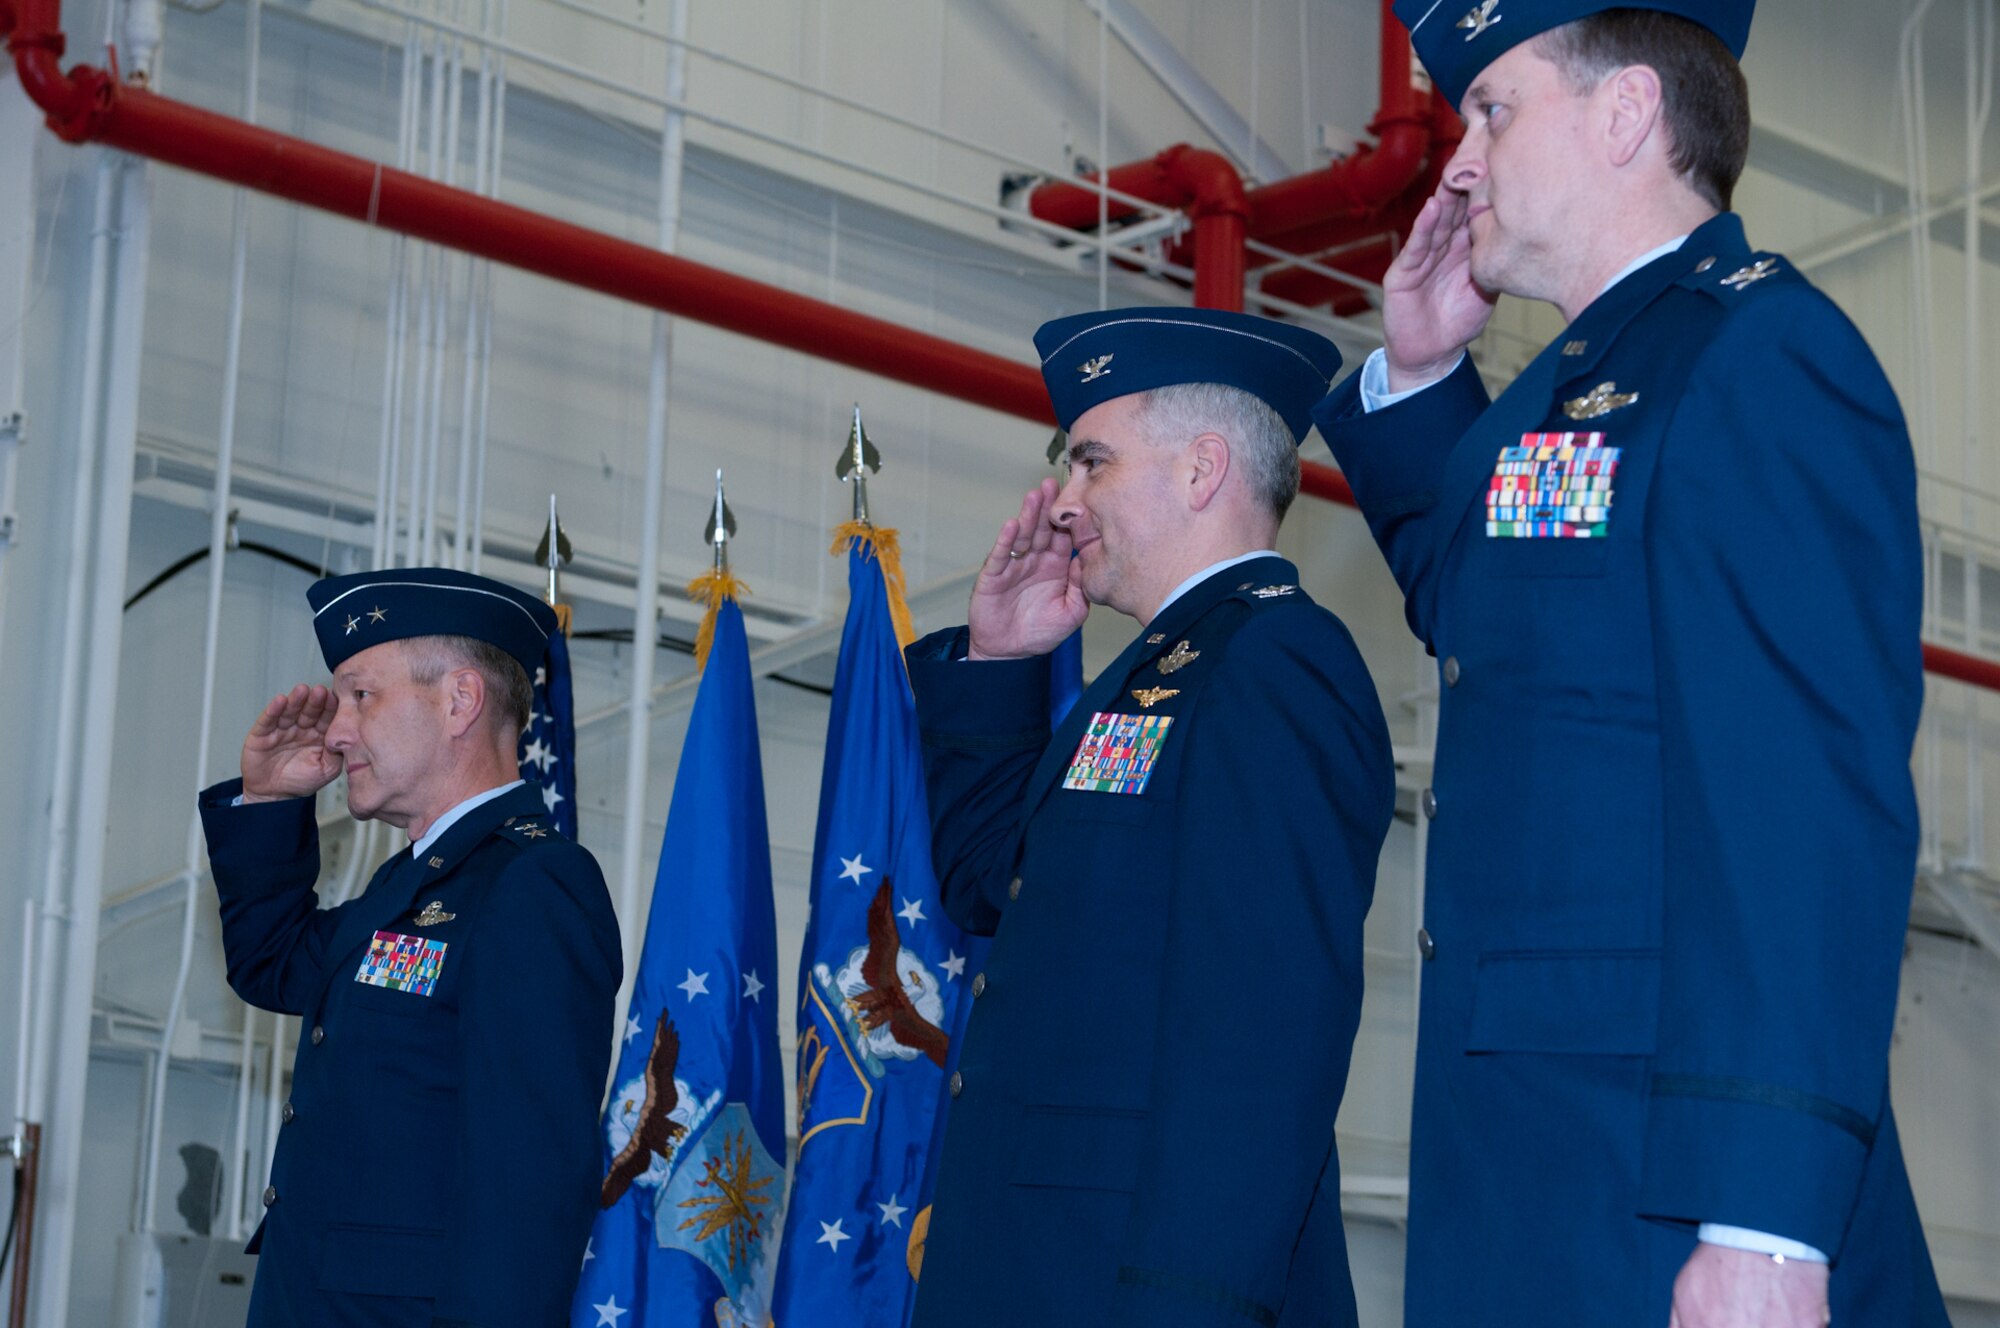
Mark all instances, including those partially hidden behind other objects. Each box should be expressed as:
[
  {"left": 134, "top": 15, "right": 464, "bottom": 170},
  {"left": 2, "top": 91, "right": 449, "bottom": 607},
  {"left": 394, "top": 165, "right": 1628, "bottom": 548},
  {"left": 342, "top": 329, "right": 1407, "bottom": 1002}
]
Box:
[
  {"left": 1487, "top": 432, "right": 1621, "bottom": 539},
  {"left": 356, "top": 930, "right": 448, "bottom": 996},
  {"left": 1063, "top": 712, "right": 1173, "bottom": 795}
]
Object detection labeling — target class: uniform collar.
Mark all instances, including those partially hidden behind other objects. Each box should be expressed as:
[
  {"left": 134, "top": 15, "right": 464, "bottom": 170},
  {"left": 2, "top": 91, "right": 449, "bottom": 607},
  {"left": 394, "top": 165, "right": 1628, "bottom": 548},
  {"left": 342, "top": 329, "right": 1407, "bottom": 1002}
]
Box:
[
  {"left": 1552, "top": 212, "right": 1749, "bottom": 391},
  {"left": 1149, "top": 549, "right": 1281, "bottom": 622},
  {"left": 410, "top": 779, "right": 525, "bottom": 857}
]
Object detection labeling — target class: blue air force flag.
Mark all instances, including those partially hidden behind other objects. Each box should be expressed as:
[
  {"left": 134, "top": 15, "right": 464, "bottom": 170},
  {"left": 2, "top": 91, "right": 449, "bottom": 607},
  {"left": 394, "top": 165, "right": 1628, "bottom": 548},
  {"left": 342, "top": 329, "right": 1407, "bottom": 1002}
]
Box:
[
  {"left": 570, "top": 598, "right": 786, "bottom": 1328},
  {"left": 519, "top": 628, "right": 578, "bottom": 839},
  {"left": 769, "top": 539, "right": 981, "bottom": 1328}
]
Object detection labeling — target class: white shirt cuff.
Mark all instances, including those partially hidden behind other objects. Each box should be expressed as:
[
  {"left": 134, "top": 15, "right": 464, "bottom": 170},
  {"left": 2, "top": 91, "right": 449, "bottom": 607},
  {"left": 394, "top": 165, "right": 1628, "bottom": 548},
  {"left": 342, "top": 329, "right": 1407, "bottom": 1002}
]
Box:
[
  {"left": 1697, "top": 1223, "right": 1828, "bottom": 1263},
  {"left": 1357, "top": 347, "right": 1466, "bottom": 413}
]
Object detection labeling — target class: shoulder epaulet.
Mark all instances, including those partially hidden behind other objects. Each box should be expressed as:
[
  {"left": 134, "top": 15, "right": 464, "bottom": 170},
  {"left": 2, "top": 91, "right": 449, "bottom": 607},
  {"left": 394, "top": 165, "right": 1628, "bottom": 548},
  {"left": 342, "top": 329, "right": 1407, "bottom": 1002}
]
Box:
[{"left": 1681, "top": 251, "right": 1806, "bottom": 304}]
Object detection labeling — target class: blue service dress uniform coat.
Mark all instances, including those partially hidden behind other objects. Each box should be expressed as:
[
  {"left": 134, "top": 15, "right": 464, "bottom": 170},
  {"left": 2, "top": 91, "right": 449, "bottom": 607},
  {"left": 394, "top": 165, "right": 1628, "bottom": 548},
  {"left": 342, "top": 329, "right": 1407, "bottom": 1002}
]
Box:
[
  {"left": 902, "top": 555, "right": 1395, "bottom": 1328},
  {"left": 198, "top": 778, "right": 622, "bottom": 1327},
  {"left": 1314, "top": 211, "right": 1948, "bottom": 1326}
]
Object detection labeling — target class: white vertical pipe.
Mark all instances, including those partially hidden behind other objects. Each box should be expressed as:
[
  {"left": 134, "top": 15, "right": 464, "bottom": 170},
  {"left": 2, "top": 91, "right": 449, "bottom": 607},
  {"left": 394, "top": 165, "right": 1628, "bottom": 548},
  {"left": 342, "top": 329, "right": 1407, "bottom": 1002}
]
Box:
[
  {"left": 450, "top": 10, "right": 494, "bottom": 571},
  {"left": 33, "top": 148, "right": 154, "bottom": 1328},
  {"left": 613, "top": 0, "right": 693, "bottom": 1009},
  {"left": 13, "top": 901, "right": 32, "bottom": 1132},
  {"left": 1961, "top": 0, "right": 1992, "bottom": 870},
  {"left": 405, "top": 34, "right": 444, "bottom": 569},
  {"left": 1096, "top": 2, "right": 1109, "bottom": 310},
  {"left": 420, "top": 33, "right": 463, "bottom": 566},
  {"left": 261, "top": 1016, "right": 287, "bottom": 1185},
  {"left": 468, "top": 0, "right": 509, "bottom": 577},
  {"left": 225, "top": 1007, "right": 258, "bottom": 1238},
  {"left": 379, "top": 25, "right": 422, "bottom": 568},
  {"left": 139, "top": 0, "right": 263, "bottom": 1231}
]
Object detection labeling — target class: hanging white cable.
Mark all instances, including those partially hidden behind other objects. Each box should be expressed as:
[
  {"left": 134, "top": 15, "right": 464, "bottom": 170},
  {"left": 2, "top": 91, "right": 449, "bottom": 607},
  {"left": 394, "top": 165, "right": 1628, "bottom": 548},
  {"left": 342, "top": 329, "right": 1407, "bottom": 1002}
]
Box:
[
  {"left": 138, "top": 0, "right": 263, "bottom": 1233},
  {"left": 1298, "top": 0, "right": 1313, "bottom": 174},
  {"left": 1959, "top": 0, "right": 1995, "bottom": 869},
  {"left": 379, "top": 24, "right": 422, "bottom": 568},
  {"left": 450, "top": 4, "right": 495, "bottom": 571},
  {"left": 1247, "top": 0, "right": 1262, "bottom": 185},
  {"left": 469, "top": 0, "right": 509, "bottom": 577},
  {"left": 1097, "top": 0, "right": 1109, "bottom": 310},
  {"left": 405, "top": 32, "right": 445, "bottom": 568},
  {"left": 613, "top": 0, "right": 692, "bottom": 1003},
  {"left": 420, "top": 22, "right": 465, "bottom": 566}
]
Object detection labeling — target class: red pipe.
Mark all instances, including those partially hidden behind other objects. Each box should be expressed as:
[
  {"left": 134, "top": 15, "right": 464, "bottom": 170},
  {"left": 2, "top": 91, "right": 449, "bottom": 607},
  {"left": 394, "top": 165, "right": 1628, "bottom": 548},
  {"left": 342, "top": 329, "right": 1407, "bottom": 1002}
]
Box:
[{"left": 1028, "top": 143, "right": 1248, "bottom": 310}]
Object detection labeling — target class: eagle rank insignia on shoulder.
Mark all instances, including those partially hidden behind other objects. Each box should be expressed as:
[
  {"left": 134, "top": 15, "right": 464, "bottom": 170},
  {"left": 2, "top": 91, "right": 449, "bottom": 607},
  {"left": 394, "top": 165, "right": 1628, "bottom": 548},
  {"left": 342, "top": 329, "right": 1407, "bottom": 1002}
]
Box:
[
  {"left": 1155, "top": 640, "right": 1199, "bottom": 675},
  {"left": 414, "top": 900, "right": 455, "bottom": 927}
]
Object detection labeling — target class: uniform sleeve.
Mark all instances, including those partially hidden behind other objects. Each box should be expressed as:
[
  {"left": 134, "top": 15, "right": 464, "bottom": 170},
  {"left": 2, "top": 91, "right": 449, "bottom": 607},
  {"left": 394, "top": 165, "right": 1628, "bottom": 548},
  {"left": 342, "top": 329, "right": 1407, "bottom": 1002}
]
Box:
[
  {"left": 1636, "top": 291, "right": 1925, "bottom": 1259},
  {"left": 907, "top": 627, "right": 1053, "bottom": 936},
  {"left": 1313, "top": 355, "right": 1491, "bottom": 647},
  {"left": 434, "top": 848, "right": 622, "bottom": 1327},
  {"left": 1109, "top": 611, "right": 1395, "bottom": 1327},
  {"left": 200, "top": 777, "right": 346, "bottom": 1014}
]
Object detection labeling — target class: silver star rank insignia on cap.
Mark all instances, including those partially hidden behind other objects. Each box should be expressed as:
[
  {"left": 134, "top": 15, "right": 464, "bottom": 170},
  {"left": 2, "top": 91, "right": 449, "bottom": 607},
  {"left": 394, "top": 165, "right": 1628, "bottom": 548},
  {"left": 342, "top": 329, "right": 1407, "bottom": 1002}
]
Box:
[
  {"left": 1563, "top": 382, "right": 1641, "bottom": 421},
  {"left": 344, "top": 614, "right": 360, "bottom": 635},
  {"left": 1156, "top": 640, "right": 1200, "bottom": 675},
  {"left": 367, "top": 606, "right": 387, "bottom": 623},
  {"left": 1078, "top": 354, "right": 1114, "bottom": 382},
  {"left": 414, "top": 900, "right": 455, "bottom": 926},
  {"left": 1458, "top": 0, "right": 1501, "bottom": 40},
  {"left": 1721, "top": 258, "right": 1780, "bottom": 291},
  {"left": 1131, "top": 687, "right": 1180, "bottom": 709}
]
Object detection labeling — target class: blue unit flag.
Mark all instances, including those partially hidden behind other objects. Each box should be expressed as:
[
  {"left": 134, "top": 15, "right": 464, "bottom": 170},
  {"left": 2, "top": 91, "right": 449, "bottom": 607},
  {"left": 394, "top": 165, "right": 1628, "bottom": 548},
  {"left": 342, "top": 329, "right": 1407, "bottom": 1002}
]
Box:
[
  {"left": 520, "top": 628, "right": 579, "bottom": 839},
  {"left": 571, "top": 597, "right": 787, "bottom": 1328},
  {"left": 769, "top": 537, "right": 982, "bottom": 1328}
]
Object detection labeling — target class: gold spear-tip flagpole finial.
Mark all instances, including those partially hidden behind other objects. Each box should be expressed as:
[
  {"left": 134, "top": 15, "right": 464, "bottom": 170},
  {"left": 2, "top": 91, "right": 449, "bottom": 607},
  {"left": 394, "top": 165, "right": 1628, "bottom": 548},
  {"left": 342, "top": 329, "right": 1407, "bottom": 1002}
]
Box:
[
  {"left": 703, "top": 467, "right": 738, "bottom": 573},
  {"left": 533, "top": 493, "right": 574, "bottom": 635},
  {"left": 688, "top": 468, "right": 748, "bottom": 671},
  {"left": 835, "top": 403, "right": 882, "bottom": 524}
]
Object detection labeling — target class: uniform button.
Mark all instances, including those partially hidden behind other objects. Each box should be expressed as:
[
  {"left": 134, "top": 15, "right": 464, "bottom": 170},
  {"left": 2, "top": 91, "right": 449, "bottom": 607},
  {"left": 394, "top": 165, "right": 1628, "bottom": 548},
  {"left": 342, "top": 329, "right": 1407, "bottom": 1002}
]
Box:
[
  {"left": 1417, "top": 927, "right": 1436, "bottom": 962},
  {"left": 262, "top": 1186, "right": 278, "bottom": 1208},
  {"left": 971, "top": 973, "right": 987, "bottom": 998},
  {"left": 1420, "top": 788, "right": 1438, "bottom": 820},
  {"left": 1007, "top": 876, "right": 1022, "bottom": 901},
  {"left": 948, "top": 1071, "right": 964, "bottom": 1098},
  {"left": 280, "top": 1101, "right": 295, "bottom": 1125},
  {"left": 1443, "top": 656, "right": 1461, "bottom": 687},
  {"left": 310, "top": 1025, "right": 325, "bottom": 1046}
]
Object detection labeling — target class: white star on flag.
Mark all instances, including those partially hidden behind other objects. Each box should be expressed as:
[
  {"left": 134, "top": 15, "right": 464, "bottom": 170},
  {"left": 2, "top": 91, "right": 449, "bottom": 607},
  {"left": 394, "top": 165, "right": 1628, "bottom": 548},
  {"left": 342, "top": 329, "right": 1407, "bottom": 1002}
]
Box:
[
  {"left": 535, "top": 665, "right": 547, "bottom": 687},
  {"left": 678, "top": 970, "right": 710, "bottom": 1000},
  {"left": 817, "top": 1219, "right": 850, "bottom": 1251},
  {"left": 592, "top": 1295, "right": 628, "bottom": 1326},
  {"left": 897, "top": 898, "right": 926, "bottom": 926},
  {"left": 623, "top": 1014, "right": 642, "bottom": 1044},
  {"left": 839, "top": 853, "right": 873, "bottom": 884},
  {"left": 521, "top": 737, "right": 554, "bottom": 773},
  {"left": 582, "top": 1237, "right": 595, "bottom": 1266},
  {"left": 743, "top": 970, "right": 765, "bottom": 1002},
  {"left": 941, "top": 950, "right": 966, "bottom": 980},
  {"left": 877, "top": 1195, "right": 908, "bottom": 1229},
  {"left": 542, "top": 785, "right": 564, "bottom": 813}
]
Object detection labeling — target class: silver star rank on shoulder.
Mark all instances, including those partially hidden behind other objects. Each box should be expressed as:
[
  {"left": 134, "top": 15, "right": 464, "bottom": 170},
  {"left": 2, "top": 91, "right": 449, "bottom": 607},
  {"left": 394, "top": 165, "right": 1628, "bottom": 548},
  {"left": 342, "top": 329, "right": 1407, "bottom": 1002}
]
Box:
[
  {"left": 414, "top": 900, "right": 455, "bottom": 926},
  {"left": 1458, "top": 0, "right": 1501, "bottom": 40},
  {"left": 1078, "top": 354, "right": 1113, "bottom": 382},
  {"left": 520, "top": 823, "right": 549, "bottom": 840},
  {"left": 1563, "top": 382, "right": 1641, "bottom": 421}
]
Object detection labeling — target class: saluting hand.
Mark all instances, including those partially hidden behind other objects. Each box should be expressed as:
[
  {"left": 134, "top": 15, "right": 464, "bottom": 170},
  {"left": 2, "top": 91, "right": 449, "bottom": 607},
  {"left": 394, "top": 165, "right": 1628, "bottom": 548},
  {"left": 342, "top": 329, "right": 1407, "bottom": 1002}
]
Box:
[
  {"left": 240, "top": 683, "right": 342, "bottom": 802},
  {"left": 1381, "top": 186, "right": 1497, "bottom": 393},
  {"left": 966, "top": 478, "right": 1088, "bottom": 661}
]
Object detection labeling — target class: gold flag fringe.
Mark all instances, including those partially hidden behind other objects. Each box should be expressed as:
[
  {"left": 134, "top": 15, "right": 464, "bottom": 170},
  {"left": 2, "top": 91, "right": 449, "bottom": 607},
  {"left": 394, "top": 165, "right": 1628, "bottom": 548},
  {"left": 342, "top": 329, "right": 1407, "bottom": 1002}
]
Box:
[
  {"left": 831, "top": 520, "right": 916, "bottom": 649},
  {"left": 685, "top": 569, "right": 750, "bottom": 671}
]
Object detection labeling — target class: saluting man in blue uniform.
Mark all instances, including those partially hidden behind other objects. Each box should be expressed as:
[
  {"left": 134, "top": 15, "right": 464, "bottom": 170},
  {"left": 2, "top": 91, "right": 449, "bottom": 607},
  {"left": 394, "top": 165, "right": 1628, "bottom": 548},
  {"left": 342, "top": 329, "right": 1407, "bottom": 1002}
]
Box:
[
  {"left": 1314, "top": 3, "right": 1947, "bottom": 1324},
  {"left": 197, "top": 567, "right": 622, "bottom": 1327},
  {"left": 904, "top": 307, "right": 1395, "bottom": 1328}
]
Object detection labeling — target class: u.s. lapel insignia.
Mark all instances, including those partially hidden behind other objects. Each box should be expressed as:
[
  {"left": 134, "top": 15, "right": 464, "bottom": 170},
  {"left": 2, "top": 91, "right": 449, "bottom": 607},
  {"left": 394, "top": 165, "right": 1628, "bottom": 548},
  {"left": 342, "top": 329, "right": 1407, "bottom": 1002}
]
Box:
[
  {"left": 1458, "top": 0, "right": 1501, "bottom": 40},
  {"left": 1146, "top": 633, "right": 1166, "bottom": 645},
  {"left": 1156, "top": 640, "right": 1199, "bottom": 675},
  {"left": 1561, "top": 339, "right": 1588, "bottom": 356},
  {"left": 1720, "top": 258, "right": 1780, "bottom": 291},
  {"left": 427, "top": 855, "right": 445, "bottom": 869},
  {"left": 1252, "top": 584, "right": 1298, "bottom": 599},
  {"left": 414, "top": 899, "right": 455, "bottom": 926},
  {"left": 1563, "top": 382, "right": 1641, "bottom": 421},
  {"left": 1131, "top": 686, "right": 1180, "bottom": 709},
  {"left": 1078, "top": 354, "right": 1114, "bottom": 382}
]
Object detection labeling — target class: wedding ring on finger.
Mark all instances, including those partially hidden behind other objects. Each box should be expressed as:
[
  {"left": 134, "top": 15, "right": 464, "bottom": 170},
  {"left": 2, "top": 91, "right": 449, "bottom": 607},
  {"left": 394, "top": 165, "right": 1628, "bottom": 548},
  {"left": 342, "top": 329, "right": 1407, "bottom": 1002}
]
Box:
[{"left": 1008, "top": 550, "right": 1024, "bottom": 560}]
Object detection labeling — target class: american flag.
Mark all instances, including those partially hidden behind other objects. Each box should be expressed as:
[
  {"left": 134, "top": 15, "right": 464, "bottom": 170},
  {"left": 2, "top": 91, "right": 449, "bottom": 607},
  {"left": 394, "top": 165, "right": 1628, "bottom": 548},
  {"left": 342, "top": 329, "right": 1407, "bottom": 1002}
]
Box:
[{"left": 517, "top": 628, "right": 578, "bottom": 839}]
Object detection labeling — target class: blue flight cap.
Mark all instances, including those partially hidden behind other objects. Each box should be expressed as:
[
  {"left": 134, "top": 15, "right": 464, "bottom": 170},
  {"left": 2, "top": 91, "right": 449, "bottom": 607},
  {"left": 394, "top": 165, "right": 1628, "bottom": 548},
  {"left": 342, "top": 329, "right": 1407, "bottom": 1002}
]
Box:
[
  {"left": 307, "top": 567, "right": 557, "bottom": 676},
  {"left": 1034, "top": 306, "right": 1342, "bottom": 446},
  {"left": 1398, "top": 0, "right": 1755, "bottom": 109}
]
